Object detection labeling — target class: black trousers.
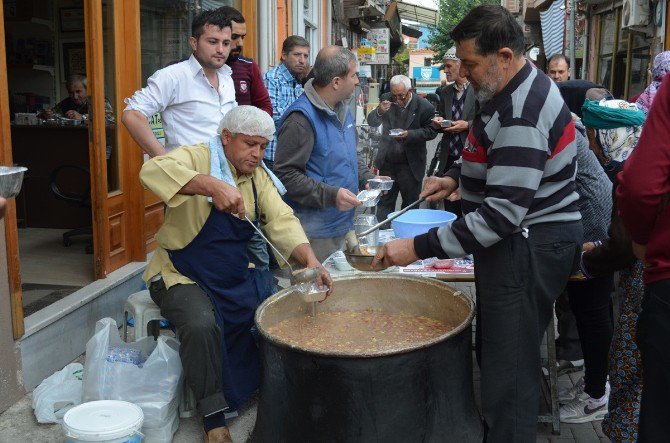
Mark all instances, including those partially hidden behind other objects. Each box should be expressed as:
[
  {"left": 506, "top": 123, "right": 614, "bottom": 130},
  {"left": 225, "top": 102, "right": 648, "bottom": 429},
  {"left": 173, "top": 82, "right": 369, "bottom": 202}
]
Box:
[
  {"left": 474, "top": 222, "right": 581, "bottom": 442},
  {"left": 566, "top": 276, "right": 614, "bottom": 398},
  {"left": 377, "top": 162, "right": 421, "bottom": 221},
  {"left": 149, "top": 279, "right": 228, "bottom": 416},
  {"left": 637, "top": 278, "right": 670, "bottom": 442},
  {"left": 555, "top": 291, "right": 583, "bottom": 361}
]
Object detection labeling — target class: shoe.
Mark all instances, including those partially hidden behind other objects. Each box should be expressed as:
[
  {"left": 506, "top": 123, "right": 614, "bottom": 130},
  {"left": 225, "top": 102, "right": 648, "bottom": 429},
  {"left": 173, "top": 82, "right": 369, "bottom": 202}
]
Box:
[
  {"left": 557, "top": 359, "right": 584, "bottom": 376},
  {"left": 560, "top": 387, "right": 609, "bottom": 424},
  {"left": 206, "top": 426, "right": 233, "bottom": 443},
  {"left": 559, "top": 377, "right": 585, "bottom": 404}
]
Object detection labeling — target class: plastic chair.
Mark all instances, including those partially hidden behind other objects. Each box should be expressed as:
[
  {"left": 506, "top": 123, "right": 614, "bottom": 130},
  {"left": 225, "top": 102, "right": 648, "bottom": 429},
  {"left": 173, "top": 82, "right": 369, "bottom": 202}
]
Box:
[
  {"left": 122, "top": 290, "right": 196, "bottom": 418},
  {"left": 122, "top": 290, "right": 165, "bottom": 341}
]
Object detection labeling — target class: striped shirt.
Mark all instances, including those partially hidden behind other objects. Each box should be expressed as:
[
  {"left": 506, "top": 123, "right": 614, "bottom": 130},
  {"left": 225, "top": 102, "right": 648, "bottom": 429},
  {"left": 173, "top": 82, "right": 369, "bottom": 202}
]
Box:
[
  {"left": 263, "top": 63, "right": 304, "bottom": 162},
  {"left": 415, "top": 62, "right": 581, "bottom": 259}
]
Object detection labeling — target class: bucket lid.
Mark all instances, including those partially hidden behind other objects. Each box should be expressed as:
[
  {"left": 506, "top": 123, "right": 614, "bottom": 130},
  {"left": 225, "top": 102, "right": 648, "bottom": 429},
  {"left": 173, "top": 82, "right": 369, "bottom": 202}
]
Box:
[{"left": 63, "top": 400, "right": 144, "bottom": 441}]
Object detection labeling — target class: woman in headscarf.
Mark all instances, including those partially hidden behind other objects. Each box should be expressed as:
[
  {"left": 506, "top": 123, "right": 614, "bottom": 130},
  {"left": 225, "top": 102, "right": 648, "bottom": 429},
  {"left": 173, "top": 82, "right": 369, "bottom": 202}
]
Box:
[{"left": 635, "top": 51, "right": 670, "bottom": 113}]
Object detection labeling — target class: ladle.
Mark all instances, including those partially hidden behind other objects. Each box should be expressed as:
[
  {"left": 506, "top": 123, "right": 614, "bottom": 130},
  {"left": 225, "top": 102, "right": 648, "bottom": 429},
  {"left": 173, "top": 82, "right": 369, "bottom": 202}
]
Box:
[{"left": 244, "top": 216, "right": 326, "bottom": 312}]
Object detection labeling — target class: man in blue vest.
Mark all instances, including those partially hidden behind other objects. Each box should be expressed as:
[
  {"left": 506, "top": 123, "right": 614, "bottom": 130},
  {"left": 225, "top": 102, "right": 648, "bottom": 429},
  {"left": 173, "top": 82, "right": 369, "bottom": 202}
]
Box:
[{"left": 274, "top": 46, "right": 375, "bottom": 262}]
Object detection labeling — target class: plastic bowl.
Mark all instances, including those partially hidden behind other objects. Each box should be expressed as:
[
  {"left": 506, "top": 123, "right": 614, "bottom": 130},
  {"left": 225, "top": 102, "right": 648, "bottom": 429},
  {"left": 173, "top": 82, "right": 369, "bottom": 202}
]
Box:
[
  {"left": 389, "top": 209, "right": 457, "bottom": 238},
  {"left": 0, "top": 166, "right": 27, "bottom": 198}
]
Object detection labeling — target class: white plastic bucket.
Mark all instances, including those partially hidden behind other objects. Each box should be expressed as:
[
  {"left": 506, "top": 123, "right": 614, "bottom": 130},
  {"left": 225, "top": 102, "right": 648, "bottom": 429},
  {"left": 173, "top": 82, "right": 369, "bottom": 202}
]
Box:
[{"left": 63, "top": 400, "right": 144, "bottom": 443}]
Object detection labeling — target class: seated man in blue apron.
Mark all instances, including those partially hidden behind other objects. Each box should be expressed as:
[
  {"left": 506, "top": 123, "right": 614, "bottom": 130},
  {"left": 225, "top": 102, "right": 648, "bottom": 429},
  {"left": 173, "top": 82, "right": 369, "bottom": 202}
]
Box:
[{"left": 140, "top": 105, "right": 332, "bottom": 443}]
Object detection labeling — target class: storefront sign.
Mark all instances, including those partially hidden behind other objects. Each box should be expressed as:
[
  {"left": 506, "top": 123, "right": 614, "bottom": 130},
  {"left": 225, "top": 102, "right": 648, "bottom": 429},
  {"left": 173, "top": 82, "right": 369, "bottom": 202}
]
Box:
[
  {"left": 412, "top": 66, "right": 441, "bottom": 82},
  {"left": 361, "top": 28, "right": 390, "bottom": 65},
  {"left": 356, "top": 45, "right": 376, "bottom": 64}
]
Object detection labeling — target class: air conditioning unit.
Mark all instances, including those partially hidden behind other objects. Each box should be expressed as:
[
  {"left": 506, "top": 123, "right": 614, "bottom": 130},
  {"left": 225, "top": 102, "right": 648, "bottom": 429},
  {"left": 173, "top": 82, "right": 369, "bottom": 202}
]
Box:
[{"left": 622, "top": 0, "right": 650, "bottom": 28}]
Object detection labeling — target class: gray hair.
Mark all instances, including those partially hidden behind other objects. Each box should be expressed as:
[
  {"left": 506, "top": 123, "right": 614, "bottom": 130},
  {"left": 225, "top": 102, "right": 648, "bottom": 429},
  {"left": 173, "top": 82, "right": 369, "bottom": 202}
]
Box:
[
  {"left": 66, "top": 74, "right": 87, "bottom": 89},
  {"left": 390, "top": 75, "right": 411, "bottom": 90},
  {"left": 312, "top": 46, "right": 356, "bottom": 87},
  {"left": 217, "top": 105, "right": 275, "bottom": 141}
]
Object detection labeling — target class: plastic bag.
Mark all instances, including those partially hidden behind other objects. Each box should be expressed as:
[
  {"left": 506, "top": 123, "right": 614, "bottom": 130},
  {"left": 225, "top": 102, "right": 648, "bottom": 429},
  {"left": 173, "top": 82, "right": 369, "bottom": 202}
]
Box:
[
  {"left": 32, "top": 363, "right": 84, "bottom": 423},
  {"left": 82, "top": 318, "right": 182, "bottom": 441}
]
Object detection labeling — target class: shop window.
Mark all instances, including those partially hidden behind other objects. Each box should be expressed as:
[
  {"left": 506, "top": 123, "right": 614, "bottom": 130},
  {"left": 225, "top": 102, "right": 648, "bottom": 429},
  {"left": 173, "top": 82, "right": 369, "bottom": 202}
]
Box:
[
  {"left": 597, "top": 11, "right": 616, "bottom": 91},
  {"left": 303, "top": 0, "right": 319, "bottom": 64},
  {"left": 628, "top": 33, "right": 651, "bottom": 98},
  {"left": 596, "top": 8, "right": 651, "bottom": 99}
]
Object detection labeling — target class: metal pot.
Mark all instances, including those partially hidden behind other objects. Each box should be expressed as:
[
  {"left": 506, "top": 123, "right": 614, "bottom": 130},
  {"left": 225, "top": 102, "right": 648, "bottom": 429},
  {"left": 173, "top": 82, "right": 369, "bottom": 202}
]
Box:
[{"left": 254, "top": 274, "right": 483, "bottom": 442}]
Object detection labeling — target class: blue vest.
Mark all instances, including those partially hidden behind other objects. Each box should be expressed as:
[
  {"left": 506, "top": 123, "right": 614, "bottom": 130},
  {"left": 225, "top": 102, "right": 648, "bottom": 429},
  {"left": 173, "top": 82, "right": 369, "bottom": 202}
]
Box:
[{"left": 277, "top": 93, "right": 358, "bottom": 238}]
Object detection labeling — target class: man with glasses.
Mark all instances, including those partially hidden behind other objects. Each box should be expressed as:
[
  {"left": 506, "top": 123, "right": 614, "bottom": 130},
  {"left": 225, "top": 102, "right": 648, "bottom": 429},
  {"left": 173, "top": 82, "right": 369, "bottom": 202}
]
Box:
[
  {"left": 367, "top": 74, "right": 437, "bottom": 220},
  {"left": 263, "top": 35, "right": 310, "bottom": 171}
]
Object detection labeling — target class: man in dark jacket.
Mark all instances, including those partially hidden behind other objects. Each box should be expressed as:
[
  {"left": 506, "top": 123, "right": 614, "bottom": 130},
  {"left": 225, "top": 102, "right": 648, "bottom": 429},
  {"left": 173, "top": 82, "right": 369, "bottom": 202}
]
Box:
[
  {"left": 431, "top": 49, "right": 476, "bottom": 178},
  {"left": 429, "top": 49, "right": 476, "bottom": 216},
  {"left": 367, "top": 75, "right": 437, "bottom": 220}
]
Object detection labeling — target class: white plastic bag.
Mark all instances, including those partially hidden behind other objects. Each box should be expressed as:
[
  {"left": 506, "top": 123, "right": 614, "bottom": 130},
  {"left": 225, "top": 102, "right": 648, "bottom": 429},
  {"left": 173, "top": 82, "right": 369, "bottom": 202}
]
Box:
[
  {"left": 32, "top": 363, "right": 84, "bottom": 423},
  {"left": 82, "top": 318, "right": 182, "bottom": 441}
]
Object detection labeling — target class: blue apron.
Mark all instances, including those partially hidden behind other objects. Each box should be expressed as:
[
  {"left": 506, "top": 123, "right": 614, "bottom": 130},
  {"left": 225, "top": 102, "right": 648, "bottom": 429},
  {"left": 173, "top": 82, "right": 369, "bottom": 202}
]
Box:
[{"left": 168, "top": 180, "right": 273, "bottom": 411}]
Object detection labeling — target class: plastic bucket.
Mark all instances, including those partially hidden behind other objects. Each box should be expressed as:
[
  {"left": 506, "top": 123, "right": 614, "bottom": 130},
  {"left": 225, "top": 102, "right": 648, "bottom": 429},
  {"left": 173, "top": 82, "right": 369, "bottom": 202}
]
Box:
[
  {"left": 389, "top": 209, "right": 457, "bottom": 238},
  {"left": 63, "top": 400, "right": 144, "bottom": 443}
]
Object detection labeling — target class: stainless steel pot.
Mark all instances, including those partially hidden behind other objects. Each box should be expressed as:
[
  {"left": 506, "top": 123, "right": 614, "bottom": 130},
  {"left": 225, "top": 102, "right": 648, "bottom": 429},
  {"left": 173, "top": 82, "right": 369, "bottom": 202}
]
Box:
[{"left": 254, "top": 274, "right": 483, "bottom": 442}]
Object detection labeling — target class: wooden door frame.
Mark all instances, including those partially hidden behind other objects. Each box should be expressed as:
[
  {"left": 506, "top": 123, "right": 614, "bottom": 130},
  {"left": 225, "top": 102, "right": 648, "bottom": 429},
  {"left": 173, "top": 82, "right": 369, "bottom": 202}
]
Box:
[
  {"left": 84, "top": 0, "right": 111, "bottom": 279},
  {"left": 86, "top": 0, "right": 147, "bottom": 277},
  {"left": 0, "top": 1, "right": 24, "bottom": 340}
]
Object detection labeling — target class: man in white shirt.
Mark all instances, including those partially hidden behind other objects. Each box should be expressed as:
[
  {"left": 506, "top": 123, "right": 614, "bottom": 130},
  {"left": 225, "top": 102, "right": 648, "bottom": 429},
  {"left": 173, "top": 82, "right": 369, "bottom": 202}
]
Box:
[{"left": 122, "top": 9, "right": 236, "bottom": 157}]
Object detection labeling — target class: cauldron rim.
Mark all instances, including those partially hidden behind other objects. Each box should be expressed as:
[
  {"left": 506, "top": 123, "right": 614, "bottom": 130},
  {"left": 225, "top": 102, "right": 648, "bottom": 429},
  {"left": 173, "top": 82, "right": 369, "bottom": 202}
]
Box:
[{"left": 255, "top": 274, "right": 475, "bottom": 358}]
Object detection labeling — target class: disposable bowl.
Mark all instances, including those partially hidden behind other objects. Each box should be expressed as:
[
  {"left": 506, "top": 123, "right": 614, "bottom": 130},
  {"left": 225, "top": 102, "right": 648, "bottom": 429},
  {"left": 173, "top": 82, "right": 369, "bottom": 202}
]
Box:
[{"left": 0, "top": 166, "right": 27, "bottom": 198}]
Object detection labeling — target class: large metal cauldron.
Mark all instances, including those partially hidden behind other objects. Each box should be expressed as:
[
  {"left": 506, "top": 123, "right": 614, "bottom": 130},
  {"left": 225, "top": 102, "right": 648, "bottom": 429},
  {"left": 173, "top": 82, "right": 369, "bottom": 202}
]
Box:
[{"left": 254, "top": 274, "right": 483, "bottom": 442}]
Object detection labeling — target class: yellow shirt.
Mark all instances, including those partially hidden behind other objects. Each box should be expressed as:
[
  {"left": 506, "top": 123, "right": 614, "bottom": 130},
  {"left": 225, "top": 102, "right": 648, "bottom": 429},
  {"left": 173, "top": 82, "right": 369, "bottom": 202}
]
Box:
[{"left": 139, "top": 143, "right": 309, "bottom": 289}]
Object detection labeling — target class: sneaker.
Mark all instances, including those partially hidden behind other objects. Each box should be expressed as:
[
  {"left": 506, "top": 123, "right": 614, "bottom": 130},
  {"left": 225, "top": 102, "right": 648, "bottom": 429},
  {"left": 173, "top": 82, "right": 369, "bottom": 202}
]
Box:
[
  {"left": 560, "top": 390, "right": 609, "bottom": 424},
  {"left": 559, "top": 377, "right": 585, "bottom": 404},
  {"left": 557, "top": 359, "right": 584, "bottom": 376}
]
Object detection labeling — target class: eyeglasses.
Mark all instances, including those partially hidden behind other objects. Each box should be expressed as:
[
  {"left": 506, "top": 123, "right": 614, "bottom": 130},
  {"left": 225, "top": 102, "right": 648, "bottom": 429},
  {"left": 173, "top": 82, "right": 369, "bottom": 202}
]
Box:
[{"left": 390, "top": 91, "right": 410, "bottom": 103}]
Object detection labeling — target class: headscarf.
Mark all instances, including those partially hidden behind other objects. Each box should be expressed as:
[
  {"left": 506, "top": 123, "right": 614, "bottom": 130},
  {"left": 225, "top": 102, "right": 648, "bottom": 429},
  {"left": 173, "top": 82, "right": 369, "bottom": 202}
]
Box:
[
  {"left": 581, "top": 99, "right": 646, "bottom": 172},
  {"left": 582, "top": 99, "right": 646, "bottom": 129},
  {"left": 635, "top": 51, "right": 670, "bottom": 112}
]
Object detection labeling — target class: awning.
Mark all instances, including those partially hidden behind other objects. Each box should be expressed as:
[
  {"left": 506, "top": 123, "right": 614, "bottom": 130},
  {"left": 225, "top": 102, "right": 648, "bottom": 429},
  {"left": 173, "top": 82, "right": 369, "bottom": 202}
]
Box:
[
  {"left": 402, "top": 24, "right": 423, "bottom": 39},
  {"left": 540, "top": 0, "right": 565, "bottom": 57},
  {"left": 396, "top": 0, "right": 439, "bottom": 27}
]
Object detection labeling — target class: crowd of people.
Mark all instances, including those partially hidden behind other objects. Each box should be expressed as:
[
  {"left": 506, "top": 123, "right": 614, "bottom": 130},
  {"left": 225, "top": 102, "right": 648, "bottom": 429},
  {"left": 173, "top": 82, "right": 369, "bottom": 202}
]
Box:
[{"left": 110, "top": 4, "right": 670, "bottom": 442}]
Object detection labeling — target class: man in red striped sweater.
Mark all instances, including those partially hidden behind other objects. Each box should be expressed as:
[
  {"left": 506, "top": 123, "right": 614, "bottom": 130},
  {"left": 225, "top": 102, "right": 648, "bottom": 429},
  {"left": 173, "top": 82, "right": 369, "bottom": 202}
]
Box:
[
  {"left": 617, "top": 71, "right": 670, "bottom": 443},
  {"left": 219, "top": 6, "right": 272, "bottom": 116},
  {"left": 373, "top": 5, "right": 582, "bottom": 441}
]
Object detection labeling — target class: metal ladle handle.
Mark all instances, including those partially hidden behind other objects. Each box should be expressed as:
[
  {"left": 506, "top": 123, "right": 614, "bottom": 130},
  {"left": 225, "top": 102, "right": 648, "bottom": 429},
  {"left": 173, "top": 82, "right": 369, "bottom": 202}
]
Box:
[
  {"left": 357, "top": 198, "right": 424, "bottom": 237},
  {"left": 244, "top": 215, "right": 294, "bottom": 273}
]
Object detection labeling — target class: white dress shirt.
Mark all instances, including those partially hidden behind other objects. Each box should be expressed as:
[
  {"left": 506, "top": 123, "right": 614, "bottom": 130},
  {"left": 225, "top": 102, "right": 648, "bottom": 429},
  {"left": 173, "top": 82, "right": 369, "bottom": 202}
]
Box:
[{"left": 124, "top": 54, "right": 237, "bottom": 150}]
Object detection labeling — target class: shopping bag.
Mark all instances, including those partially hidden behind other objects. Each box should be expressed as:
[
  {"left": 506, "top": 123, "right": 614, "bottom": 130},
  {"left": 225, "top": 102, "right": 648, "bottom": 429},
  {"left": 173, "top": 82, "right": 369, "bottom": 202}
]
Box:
[{"left": 32, "top": 362, "right": 83, "bottom": 423}]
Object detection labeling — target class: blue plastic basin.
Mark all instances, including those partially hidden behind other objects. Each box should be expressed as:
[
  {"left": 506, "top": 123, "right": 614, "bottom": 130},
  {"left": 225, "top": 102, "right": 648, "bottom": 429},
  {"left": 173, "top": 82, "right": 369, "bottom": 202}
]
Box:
[{"left": 389, "top": 209, "right": 457, "bottom": 238}]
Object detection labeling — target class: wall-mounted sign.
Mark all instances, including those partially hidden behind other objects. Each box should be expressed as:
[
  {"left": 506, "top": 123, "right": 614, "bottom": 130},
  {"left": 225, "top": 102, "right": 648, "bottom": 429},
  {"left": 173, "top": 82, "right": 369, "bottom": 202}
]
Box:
[
  {"left": 412, "top": 66, "right": 441, "bottom": 82},
  {"left": 362, "top": 28, "right": 390, "bottom": 65}
]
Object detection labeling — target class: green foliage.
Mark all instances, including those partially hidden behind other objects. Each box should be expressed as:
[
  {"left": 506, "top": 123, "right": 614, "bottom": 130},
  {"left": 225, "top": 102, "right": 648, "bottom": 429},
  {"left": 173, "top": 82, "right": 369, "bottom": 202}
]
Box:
[
  {"left": 394, "top": 45, "right": 410, "bottom": 76},
  {"left": 428, "top": 0, "right": 499, "bottom": 60}
]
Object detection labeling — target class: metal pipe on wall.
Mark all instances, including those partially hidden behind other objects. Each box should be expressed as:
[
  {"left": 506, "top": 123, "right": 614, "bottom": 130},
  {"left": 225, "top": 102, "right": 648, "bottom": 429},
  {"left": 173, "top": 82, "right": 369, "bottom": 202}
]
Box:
[
  {"left": 570, "top": 0, "right": 576, "bottom": 78},
  {"left": 258, "top": 0, "right": 270, "bottom": 72}
]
